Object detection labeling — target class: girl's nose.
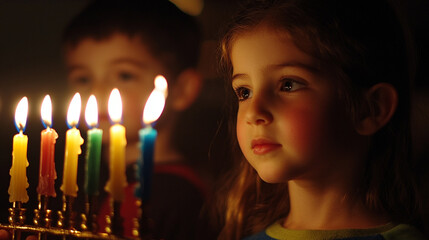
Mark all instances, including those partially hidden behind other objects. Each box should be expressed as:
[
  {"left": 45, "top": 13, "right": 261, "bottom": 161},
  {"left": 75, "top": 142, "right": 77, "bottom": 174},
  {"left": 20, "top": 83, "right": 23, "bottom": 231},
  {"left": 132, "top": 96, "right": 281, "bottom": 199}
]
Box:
[{"left": 245, "top": 94, "right": 273, "bottom": 125}]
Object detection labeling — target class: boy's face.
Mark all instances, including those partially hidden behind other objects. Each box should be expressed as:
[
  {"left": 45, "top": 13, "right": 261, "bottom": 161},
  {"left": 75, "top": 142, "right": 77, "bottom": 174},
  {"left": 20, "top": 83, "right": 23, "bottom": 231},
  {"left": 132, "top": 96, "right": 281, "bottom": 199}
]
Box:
[
  {"left": 65, "top": 33, "right": 166, "bottom": 144},
  {"left": 231, "top": 26, "right": 360, "bottom": 184}
]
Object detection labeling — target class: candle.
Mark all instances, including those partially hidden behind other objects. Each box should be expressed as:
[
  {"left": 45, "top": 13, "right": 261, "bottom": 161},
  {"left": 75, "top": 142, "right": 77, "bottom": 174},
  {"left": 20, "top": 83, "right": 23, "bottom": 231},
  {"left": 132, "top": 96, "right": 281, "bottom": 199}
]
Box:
[
  {"left": 84, "top": 95, "right": 103, "bottom": 196},
  {"left": 136, "top": 75, "right": 168, "bottom": 201},
  {"left": 60, "top": 93, "right": 84, "bottom": 197},
  {"left": 105, "top": 88, "right": 127, "bottom": 202},
  {"left": 37, "top": 95, "right": 58, "bottom": 197},
  {"left": 8, "top": 97, "right": 30, "bottom": 203}
]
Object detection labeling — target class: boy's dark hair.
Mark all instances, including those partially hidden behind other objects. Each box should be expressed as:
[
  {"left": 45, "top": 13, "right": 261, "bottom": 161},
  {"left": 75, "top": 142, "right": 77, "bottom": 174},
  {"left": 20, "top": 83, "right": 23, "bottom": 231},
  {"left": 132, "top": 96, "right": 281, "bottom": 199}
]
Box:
[{"left": 62, "top": 0, "right": 201, "bottom": 80}]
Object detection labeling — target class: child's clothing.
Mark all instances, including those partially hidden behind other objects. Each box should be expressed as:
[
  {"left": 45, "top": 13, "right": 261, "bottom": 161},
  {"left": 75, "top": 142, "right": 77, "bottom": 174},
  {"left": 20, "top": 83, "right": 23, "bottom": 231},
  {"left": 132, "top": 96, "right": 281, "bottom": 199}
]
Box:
[
  {"left": 243, "top": 221, "right": 426, "bottom": 240},
  {"left": 98, "top": 163, "right": 209, "bottom": 239}
]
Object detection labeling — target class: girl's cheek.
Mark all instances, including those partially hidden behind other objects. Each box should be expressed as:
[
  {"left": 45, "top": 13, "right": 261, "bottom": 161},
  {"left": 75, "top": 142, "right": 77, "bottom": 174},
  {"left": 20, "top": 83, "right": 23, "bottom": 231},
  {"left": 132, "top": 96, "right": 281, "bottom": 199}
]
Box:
[
  {"left": 280, "top": 106, "right": 331, "bottom": 160},
  {"left": 236, "top": 113, "right": 249, "bottom": 153}
]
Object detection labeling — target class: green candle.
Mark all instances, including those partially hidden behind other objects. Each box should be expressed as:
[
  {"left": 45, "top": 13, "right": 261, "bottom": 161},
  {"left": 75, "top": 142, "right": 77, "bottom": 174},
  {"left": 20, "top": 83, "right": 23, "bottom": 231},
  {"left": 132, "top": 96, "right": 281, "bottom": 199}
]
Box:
[
  {"left": 84, "top": 95, "right": 103, "bottom": 196},
  {"left": 85, "top": 128, "right": 102, "bottom": 195}
]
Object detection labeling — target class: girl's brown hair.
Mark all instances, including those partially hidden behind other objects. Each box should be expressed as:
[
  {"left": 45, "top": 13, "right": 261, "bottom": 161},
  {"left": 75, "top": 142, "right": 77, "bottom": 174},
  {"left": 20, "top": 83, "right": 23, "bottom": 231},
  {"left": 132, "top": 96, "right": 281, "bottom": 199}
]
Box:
[{"left": 217, "top": 0, "right": 423, "bottom": 239}]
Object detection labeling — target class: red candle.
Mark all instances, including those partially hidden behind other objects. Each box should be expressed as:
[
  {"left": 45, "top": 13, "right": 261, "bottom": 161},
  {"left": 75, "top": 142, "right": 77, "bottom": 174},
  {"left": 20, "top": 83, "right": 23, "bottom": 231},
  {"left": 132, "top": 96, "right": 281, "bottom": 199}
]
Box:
[{"left": 37, "top": 95, "right": 58, "bottom": 197}]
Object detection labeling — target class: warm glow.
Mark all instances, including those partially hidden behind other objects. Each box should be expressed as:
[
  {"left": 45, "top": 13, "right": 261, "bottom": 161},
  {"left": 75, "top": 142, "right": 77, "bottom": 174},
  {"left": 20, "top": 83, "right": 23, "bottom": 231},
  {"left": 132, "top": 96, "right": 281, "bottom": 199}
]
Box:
[
  {"left": 143, "top": 76, "right": 168, "bottom": 125},
  {"left": 41, "top": 95, "right": 52, "bottom": 128},
  {"left": 169, "top": 0, "right": 204, "bottom": 16},
  {"left": 154, "top": 75, "right": 168, "bottom": 96},
  {"left": 67, "top": 93, "right": 81, "bottom": 128},
  {"left": 85, "top": 95, "right": 98, "bottom": 128},
  {"left": 15, "top": 97, "right": 28, "bottom": 132},
  {"left": 108, "top": 88, "right": 122, "bottom": 123}
]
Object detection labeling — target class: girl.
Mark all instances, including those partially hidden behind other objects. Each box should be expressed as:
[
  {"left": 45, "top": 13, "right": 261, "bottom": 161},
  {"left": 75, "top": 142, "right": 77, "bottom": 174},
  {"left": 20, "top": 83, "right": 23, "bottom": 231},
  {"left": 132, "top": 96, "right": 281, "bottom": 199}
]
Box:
[{"left": 217, "top": 0, "right": 427, "bottom": 239}]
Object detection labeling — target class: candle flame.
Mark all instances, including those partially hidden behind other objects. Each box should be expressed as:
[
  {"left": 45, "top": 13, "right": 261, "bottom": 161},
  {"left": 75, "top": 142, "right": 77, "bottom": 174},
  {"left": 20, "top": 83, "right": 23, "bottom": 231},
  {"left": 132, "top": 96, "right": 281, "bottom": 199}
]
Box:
[
  {"left": 15, "top": 97, "right": 28, "bottom": 132},
  {"left": 143, "top": 75, "right": 168, "bottom": 125},
  {"left": 67, "top": 93, "right": 81, "bottom": 128},
  {"left": 108, "top": 88, "right": 122, "bottom": 123},
  {"left": 154, "top": 75, "right": 168, "bottom": 96},
  {"left": 85, "top": 95, "right": 98, "bottom": 128},
  {"left": 41, "top": 95, "right": 52, "bottom": 128}
]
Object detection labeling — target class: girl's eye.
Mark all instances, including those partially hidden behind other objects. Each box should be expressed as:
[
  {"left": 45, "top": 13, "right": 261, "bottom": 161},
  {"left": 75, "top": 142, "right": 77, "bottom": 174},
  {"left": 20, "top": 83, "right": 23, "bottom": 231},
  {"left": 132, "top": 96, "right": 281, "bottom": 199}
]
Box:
[
  {"left": 280, "top": 78, "right": 306, "bottom": 92},
  {"left": 234, "top": 87, "right": 252, "bottom": 101}
]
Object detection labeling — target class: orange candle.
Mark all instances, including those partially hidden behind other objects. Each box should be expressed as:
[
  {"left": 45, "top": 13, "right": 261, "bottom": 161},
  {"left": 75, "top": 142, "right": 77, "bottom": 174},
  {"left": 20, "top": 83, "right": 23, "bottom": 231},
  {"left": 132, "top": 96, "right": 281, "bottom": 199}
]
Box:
[
  {"left": 37, "top": 95, "right": 58, "bottom": 197},
  {"left": 8, "top": 97, "right": 30, "bottom": 203}
]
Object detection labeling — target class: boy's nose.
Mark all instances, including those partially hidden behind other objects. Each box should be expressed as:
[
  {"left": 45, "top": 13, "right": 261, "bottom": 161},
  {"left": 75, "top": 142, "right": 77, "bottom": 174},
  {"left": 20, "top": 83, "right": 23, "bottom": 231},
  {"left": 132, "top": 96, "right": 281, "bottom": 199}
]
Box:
[{"left": 91, "top": 81, "right": 112, "bottom": 113}]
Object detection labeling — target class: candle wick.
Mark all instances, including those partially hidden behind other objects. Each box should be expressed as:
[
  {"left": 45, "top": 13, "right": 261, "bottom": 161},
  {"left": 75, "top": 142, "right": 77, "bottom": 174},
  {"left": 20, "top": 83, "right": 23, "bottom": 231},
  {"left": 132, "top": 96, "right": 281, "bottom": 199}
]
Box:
[
  {"left": 18, "top": 123, "right": 25, "bottom": 133},
  {"left": 44, "top": 120, "right": 51, "bottom": 129}
]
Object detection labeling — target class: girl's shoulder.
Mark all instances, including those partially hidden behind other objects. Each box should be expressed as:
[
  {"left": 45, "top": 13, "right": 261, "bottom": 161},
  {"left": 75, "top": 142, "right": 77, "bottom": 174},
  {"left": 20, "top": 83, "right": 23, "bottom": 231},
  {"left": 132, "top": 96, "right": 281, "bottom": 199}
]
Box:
[
  {"left": 381, "top": 224, "right": 427, "bottom": 240},
  {"left": 243, "top": 231, "right": 276, "bottom": 240},
  {"left": 242, "top": 222, "right": 426, "bottom": 240}
]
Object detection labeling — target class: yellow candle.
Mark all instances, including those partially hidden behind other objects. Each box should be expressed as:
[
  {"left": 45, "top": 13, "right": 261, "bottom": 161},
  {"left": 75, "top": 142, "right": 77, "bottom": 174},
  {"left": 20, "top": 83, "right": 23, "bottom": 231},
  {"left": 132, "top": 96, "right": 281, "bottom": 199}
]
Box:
[
  {"left": 104, "top": 88, "right": 127, "bottom": 202},
  {"left": 8, "top": 97, "right": 30, "bottom": 203},
  {"left": 60, "top": 93, "right": 84, "bottom": 197}
]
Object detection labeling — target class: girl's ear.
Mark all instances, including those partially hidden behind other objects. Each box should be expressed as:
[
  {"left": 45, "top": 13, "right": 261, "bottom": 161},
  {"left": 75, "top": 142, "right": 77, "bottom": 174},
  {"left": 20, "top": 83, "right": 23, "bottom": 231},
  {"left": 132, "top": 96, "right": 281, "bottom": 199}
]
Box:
[
  {"left": 356, "top": 83, "right": 398, "bottom": 136},
  {"left": 169, "top": 69, "right": 202, "bottom": 111}
]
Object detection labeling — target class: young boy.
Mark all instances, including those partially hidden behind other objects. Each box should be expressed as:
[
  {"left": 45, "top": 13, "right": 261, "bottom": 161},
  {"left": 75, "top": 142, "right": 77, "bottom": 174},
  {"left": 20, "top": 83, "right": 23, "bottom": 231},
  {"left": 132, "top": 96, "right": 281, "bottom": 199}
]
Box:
[{"left": 63, "top": 1, "right": 214, "bottom": 239}]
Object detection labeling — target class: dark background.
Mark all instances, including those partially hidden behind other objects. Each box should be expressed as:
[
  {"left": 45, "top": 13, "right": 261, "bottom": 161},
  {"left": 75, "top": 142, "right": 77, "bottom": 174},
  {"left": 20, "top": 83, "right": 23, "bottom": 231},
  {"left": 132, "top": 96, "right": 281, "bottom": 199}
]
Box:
[{"left": 0, "top": 0, "right": 427, "bottom": 225}]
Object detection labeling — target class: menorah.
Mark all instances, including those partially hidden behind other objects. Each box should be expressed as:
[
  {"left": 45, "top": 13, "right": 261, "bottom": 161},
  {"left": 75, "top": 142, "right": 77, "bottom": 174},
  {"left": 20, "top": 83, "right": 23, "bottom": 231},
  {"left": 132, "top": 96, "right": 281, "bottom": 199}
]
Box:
[
  {"left": 0, "top": 194, "right": 143, "bottom": 240},
  {"left": 0, "top": 77, "right": 168, "bottom": 240}
]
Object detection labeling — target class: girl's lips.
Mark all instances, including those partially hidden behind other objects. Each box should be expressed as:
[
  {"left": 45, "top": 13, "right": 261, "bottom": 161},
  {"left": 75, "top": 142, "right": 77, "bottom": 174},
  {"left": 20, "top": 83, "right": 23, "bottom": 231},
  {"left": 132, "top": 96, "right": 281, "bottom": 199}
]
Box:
[{"left": 251, "top": 139, "right": 282, "bottom": 155}]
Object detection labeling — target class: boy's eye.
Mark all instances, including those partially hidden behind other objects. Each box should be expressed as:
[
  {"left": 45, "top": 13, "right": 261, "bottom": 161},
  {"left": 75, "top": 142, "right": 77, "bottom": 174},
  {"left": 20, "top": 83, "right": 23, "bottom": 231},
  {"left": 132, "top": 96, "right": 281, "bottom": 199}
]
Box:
[
  {"left": 118, "top": 71, "right": 136, "bottom": 82},
  {"left": 280, "top": 78, "right": 306, "bottom": 92},
  {"left": 70, "top": 76, "right": 91, "bottom": 86},
  {"left": 234, "top": 87, "right": 252, "bottom": 101}
]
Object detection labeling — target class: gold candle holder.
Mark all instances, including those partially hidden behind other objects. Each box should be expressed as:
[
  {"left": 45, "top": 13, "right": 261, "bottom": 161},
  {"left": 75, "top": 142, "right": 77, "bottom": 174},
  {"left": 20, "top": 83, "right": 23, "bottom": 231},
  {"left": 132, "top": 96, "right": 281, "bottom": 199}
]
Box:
[
  {"left": 57, "top": 195, "right": 76, "bottom": 230},
  {"left": 33, "top": 195, "right": 51, "bottom": 227},
  {"left": 81, "top": 194, "right": 98, "bottom": 232},
  {"left": 131, "top": 199, "right": 141, "bottom": 238},
  {"left": 33, "top": 195, "right": 51, "bottom": 240},
  {"left": 105, "top": 200, "right": 123, "bottom": 236},
  {"left": 9, "top": 202, "right": 26, "bottom": 225},
  {"left": 0, "top": 199, "right": 142, "bottom": 240},
  {"left": 8, "top": 201, "right": 26, "bottom": 240}
]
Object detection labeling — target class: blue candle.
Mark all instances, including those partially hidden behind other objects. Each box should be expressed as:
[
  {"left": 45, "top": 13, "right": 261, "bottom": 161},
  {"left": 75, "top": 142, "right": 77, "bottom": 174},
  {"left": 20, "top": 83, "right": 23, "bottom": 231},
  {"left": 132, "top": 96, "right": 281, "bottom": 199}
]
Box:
[
  {"left": 135, "top": 75, "right": 168, "bottom": 201},
  {"left": 136, "top": 126, "right": 157, "bottom": 202}
]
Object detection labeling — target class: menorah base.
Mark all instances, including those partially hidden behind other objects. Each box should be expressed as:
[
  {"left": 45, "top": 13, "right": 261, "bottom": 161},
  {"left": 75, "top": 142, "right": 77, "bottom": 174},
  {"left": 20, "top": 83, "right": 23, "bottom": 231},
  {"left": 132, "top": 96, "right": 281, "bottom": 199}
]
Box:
[
  {"left": 105, "top": 200, "right": 123, "bottom": 236},
  {"left": 0, "top": 224, "right": 138, "bottom": 240}
]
